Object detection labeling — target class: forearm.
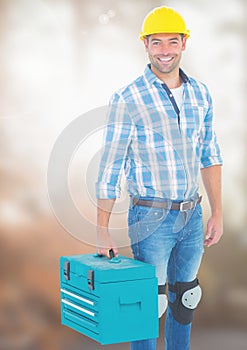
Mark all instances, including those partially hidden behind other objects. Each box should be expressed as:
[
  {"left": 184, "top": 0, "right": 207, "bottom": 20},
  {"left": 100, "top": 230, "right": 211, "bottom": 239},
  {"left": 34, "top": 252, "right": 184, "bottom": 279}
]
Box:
[
  {"left": 201, "top": 164, "right": 223, "bottom": 247},
  {"left": 97, "top": 199, "right": 116, "bottom": 228},
  {"left": 201, "top": 165, "right": 222, "bottom": 215},
  {"left": 97, "top": 199, "right": 118, "bottom": 256}
]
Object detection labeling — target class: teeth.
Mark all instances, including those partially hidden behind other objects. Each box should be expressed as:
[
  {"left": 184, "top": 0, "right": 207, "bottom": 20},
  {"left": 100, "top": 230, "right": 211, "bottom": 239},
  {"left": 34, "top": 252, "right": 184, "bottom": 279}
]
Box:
[{"left": 159, "top": 57, "right": 172, "bottom": 62}]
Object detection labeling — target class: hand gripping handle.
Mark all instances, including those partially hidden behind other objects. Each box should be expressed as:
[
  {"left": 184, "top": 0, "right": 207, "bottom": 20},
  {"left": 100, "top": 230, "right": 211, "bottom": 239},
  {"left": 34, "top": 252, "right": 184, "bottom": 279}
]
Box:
[{"left": 94, "top": 249, "right": 120, "bottom": 263}]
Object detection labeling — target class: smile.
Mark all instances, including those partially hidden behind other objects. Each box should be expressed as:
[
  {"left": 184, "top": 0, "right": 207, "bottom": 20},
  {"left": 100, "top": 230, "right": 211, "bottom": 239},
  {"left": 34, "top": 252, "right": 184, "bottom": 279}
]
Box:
[{"left": 157, "top": 57, "right": 173, "bottom": 62}]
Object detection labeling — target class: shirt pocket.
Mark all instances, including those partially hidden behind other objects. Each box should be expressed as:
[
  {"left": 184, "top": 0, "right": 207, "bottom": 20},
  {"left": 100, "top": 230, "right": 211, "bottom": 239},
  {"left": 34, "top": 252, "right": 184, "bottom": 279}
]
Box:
[{"left": 180, "top": 104, "right": 206, "bottom": 139}]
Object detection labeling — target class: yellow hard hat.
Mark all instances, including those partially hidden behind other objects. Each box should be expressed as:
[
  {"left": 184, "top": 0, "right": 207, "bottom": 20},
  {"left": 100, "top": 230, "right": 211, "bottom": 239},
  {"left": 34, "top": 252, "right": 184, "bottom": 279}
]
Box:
[{"left": 140, "top": 6, "right": 190, "bottom": 41}]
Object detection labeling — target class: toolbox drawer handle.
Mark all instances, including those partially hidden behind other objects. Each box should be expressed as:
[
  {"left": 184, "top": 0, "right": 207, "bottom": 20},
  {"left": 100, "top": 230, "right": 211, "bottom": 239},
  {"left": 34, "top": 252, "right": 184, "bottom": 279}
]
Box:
[
  {"left": 61, "top": 299, "right": 95, "bottom": 317},
  {"left": 119, "top": 295, "right": 143, "bottom": 305},
  {"left": 60, "top": 289, "right": 94, "bottom": 306},
  {"left": 64, "top": 309, "right": 98, "bottom": 331}
]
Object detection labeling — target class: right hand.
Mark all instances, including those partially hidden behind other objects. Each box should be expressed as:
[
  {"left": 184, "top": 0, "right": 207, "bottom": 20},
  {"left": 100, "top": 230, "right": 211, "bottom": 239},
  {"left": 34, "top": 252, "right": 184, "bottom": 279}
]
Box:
[{"left": 96, "top": 227, "right": 119, "bottom": 258}]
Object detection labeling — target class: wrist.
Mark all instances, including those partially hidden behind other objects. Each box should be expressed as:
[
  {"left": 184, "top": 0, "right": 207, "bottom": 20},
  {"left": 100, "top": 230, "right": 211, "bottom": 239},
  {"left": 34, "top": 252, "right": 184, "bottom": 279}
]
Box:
[{"left": 211, "top": 209, "right": 222, "bottom": 217}]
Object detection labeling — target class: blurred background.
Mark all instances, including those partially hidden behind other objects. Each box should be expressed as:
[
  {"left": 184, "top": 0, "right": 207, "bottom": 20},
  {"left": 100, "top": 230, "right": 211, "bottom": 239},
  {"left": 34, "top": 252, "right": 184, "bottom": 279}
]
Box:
[{"left": 0, "top": 0, "right": 247, "bottom": 349}]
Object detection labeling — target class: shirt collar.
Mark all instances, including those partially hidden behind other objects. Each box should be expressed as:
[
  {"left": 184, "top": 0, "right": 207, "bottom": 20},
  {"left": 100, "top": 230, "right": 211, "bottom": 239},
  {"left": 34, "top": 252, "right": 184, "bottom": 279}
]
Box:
[{"left": 144, "top": 64, "right": 190, "bottom": 86}]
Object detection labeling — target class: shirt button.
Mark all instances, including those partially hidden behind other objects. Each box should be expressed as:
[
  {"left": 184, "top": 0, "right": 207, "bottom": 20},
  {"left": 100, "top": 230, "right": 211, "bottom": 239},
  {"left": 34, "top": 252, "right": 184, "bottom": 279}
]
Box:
[{"left": 170, "top": 94, "right": 173, "bottom": 97}]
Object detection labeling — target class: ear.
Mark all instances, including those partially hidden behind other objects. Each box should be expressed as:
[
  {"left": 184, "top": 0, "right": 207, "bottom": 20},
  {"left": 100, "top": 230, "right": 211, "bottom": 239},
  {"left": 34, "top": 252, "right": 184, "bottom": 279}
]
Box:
[
  {"left": 144, "top": 37, "right": 149, "bottom": 52},
  {"left": 182, "top": 37, "right": 187, "bottom": 51}
]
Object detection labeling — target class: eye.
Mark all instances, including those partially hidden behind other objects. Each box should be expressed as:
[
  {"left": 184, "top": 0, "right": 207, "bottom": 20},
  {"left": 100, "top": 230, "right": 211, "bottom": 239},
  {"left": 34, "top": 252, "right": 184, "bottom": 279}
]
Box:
[{"left": 152, "top": 41, "right": 161, "bottom": 46}]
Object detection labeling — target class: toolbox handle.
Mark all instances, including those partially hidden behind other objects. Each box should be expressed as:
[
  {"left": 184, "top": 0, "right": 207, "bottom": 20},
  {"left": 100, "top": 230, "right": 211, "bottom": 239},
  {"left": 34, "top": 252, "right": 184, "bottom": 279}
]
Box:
[
  {"left": 94, "top": 249, "right": 121, "bottom": 263},
  {"left": 109, "top": 248, "right": 114, "bottom": 259}
]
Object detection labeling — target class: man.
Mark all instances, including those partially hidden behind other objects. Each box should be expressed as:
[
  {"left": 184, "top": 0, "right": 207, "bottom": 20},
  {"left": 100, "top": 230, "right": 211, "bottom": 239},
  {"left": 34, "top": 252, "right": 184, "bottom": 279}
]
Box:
[{"left": 96, "top": 6, "right": 223, "bottom": 350}]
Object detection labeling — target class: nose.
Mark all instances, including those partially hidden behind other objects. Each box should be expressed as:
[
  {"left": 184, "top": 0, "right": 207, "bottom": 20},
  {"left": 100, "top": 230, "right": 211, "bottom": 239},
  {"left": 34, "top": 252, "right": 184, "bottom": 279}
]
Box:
[{"left": 159, "top": 42, "right": 170, "bottom": 55}]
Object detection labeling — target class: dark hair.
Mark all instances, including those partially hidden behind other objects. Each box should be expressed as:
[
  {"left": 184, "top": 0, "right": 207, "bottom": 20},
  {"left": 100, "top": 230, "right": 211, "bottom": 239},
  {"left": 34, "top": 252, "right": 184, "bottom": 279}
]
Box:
[{"left": 145, "top": 33, "right": 185, "bottom": 42}]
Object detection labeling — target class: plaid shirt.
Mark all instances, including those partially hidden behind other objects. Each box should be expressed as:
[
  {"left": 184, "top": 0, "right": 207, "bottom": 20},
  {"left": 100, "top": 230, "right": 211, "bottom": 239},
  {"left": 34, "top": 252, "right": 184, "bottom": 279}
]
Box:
[{"left": 96, "top": 65, "right": 222, "bottom": 200}]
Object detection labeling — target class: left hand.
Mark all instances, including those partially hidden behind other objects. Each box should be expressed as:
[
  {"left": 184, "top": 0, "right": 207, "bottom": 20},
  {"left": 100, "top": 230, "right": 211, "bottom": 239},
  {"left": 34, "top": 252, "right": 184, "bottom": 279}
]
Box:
[{"left": 204, "top": 214, "right": 223, "bottom": 247}]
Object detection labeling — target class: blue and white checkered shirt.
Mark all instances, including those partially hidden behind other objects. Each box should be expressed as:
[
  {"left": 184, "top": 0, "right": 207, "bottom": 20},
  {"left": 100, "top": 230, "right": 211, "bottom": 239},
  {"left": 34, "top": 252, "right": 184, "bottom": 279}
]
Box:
[{"left": 96, "top": 65, "right": 222, "bottom": 200}]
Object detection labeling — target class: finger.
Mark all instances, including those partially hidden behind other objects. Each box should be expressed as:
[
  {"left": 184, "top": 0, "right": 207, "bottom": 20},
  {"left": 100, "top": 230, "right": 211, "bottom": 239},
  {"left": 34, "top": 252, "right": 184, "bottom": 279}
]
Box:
[
  {"left": 112, "top": 247, "right": 119, "bottom": 257},
  {"left": 204, "top": 233, "right": 212, "bottom": 245},
  {"left": 108, "top": 247, "right": 119, "bottom": 259},
  {"left": 106, "top": 249, "right": 112, "bottom": 259},
  {"left": 205, "top": 237, "right": 214, "bottom": 247},
  {"left": 97, "top": 248, "right": 109, "bottom": 257},
  {"left": 205, "top": 223, "right": 214, "bottom": 238},
  {"left": 204, "top": 228, "right": 214, "bottom": 246},
  {"left": 204, "top": 237, "right": 212, "bottom": 247},
  {"left": 205, "top": 230, "right": 220, "bottom": 247},
  {"left": 209, "top": 233, "right": 221, "bottom": 246},
  {"left": 97, "top": 245, "right": 119, "bottom": 258}
]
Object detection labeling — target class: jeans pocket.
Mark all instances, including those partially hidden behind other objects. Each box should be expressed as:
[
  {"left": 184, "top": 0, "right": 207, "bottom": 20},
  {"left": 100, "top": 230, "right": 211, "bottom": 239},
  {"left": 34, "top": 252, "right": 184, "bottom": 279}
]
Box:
[
  {"left": 137, "top": 206, "right": 168, "bottom": 223},
  {"left": 129, "top": 206, "right": 169, "bottom": 248},
  {"left": 135, "top": 207, "right": 168, "bottom": 242}
]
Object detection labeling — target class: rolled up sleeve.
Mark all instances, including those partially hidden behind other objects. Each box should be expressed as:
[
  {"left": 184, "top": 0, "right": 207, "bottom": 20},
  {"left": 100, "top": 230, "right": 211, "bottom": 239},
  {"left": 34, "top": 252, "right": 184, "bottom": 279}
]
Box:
[
  {"left": 95, "top": 94, "right": 133, "bottom": 199},
  {"left": 200, "top": 90, "right": 223, "bottom": 168}
]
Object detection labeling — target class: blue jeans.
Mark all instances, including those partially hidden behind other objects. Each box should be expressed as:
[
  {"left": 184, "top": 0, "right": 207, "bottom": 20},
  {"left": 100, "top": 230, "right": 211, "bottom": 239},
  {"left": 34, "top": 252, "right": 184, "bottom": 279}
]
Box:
[{"left": 128, "top": 201, "right": 204, "bottom": 350}]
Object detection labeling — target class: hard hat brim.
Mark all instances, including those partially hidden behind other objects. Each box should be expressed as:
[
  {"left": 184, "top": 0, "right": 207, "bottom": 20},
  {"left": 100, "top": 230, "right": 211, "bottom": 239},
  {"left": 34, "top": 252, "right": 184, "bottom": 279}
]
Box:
[{"left": 139, "top": 30, "right": 190, "bottom": 41}]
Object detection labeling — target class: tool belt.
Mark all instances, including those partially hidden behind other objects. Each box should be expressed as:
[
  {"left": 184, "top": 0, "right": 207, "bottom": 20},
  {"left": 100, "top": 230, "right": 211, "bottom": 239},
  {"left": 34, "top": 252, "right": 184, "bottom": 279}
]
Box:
[{"left": 133, "top": 195, "right": 202, "bottom": 212}]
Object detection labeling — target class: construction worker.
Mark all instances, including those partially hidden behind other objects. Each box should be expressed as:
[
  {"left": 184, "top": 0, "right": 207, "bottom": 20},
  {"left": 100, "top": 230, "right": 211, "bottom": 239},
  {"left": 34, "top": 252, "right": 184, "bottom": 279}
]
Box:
[{"left": 96, "top": 6, "right": 223, "bottom": 350}]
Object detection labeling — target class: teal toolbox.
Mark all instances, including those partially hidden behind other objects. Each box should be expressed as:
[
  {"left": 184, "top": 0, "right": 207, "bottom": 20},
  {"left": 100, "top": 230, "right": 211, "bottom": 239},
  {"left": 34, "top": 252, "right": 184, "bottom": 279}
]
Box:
[{"left": 60, "top": 253, "right": 158, "bottom": 345}]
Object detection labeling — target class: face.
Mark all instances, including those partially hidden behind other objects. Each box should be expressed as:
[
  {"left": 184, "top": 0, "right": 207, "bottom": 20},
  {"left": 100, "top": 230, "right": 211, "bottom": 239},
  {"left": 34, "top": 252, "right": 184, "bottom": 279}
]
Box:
[{"left": 144, "top": 33, "right": 187, "bottom": 78}]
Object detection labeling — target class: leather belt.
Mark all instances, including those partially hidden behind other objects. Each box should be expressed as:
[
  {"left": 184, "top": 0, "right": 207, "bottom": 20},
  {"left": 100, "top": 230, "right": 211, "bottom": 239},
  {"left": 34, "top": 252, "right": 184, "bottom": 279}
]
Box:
[{"left": 133, "top": 196, "right": 202, "bottom": 212}]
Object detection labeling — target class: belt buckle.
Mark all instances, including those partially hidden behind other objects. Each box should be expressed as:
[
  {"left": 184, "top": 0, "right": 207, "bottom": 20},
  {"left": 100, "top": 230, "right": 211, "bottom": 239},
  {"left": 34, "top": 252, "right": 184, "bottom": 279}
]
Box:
[{"left": 179, "top": 200, "right": 193, "bottom": 212}]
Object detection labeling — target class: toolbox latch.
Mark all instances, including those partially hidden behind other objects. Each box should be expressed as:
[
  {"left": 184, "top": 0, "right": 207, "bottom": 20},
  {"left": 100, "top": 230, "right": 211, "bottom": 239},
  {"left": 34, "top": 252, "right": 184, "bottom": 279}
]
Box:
[
  {"left": 64, "top": 261, "right": 70, "bottom": 280},
  {"left": 88, "top": 270, "right": 94, "bottom": 290}
]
